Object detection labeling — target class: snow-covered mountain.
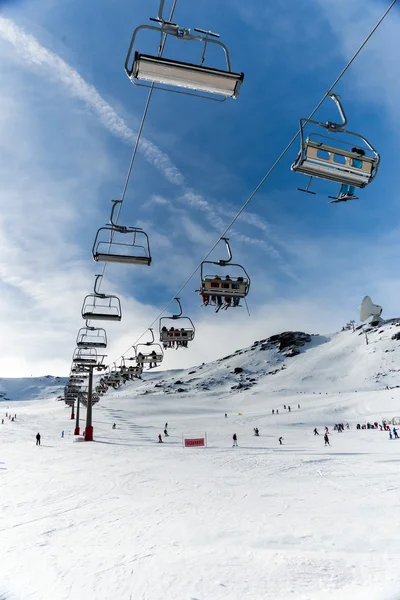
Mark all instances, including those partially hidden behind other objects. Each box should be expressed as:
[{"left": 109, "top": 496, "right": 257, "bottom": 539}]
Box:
[
  {"left": 112, "top": 319, "right": 400, "bottom": 401},
  {"left": 2, "top": 321, "right": 400, "bottom": 600},
  {"left": 0, "top": 375, "right": 66, "bottom": 402}
]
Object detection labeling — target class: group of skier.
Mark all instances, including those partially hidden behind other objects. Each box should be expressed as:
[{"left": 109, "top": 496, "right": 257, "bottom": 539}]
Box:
[
  {"left": 272, "top": 404, "right": 300, "bottom": 415},
  {"left": 2, "top": 412, "right": 16, "bottom": 424}
]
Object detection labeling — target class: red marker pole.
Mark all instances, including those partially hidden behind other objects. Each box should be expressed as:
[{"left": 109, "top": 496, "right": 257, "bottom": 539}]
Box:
[
  {"left": 74, "top": 396, "right": 80, "bottom": 435},
  {"left": 70, "top": 401, "right": 75, "bottom": 420},
  {"left": 84, "top": 367, "right": 94, "bottom": 441}
]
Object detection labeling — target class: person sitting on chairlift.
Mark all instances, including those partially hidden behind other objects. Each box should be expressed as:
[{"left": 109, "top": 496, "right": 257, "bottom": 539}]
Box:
[
  {"left": 150, "top": 350, "right": 158, "bottom": 368},
  {"left": 338, "top": 148, "right": 366, "bottom": 200},
  {"left": 168, "top": 328, "right": 175, "bottom": 348},
  {"left": 161, "top": 326, "right": 168, "bottom": 348}
]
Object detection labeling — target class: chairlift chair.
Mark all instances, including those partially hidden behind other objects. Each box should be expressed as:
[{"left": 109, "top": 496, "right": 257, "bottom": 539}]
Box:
[
  {"left": 76, "top": 324, "right": 107, "bottom": 349},
  {"left": 125, "top": 0, "right": 244, "bottom": 100},
  {"left": 291, "top": 94, "right": 380, "bottom": 201},
  {"left": 122, "top": 357, "right": 143, "bottom": 379},
  {"left": 92, "top": 200, "right": 152, "bottom": 266},
  {"left": 159, "top": 297, "right": 195, "bottom": 347},
  {"left": 134, "top": 328, "right": 164, "bottom": 368},
  {"left": 198, "top": 238, "right": 250, "bottom": 310},
  {"left": 81, "top": 275, "right": 122, "bottom": 322},
  {"left": 72, "top": 347, "right": 99, "bottom": 366}
]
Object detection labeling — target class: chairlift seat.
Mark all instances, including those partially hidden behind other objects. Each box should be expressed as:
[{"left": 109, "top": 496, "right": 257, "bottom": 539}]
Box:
[
  {"left": 73, "top": 357, "right": 98, "bottom": 365},
  {"left": 93, "top": 252, "right": 151, "bottom": 266},
  {"left": 131, "top": 52, "right": 244, "bottom": 99},
  {"left": 292, "top": 140, "right": 376, "bottom": 188},
  {"left": 137, "top": 353, "right": 163, "bottom": 364}
]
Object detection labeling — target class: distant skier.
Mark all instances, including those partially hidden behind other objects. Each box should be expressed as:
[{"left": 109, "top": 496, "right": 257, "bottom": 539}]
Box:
[
  {"left": 61, "top": 431, "right": 64, "bottom": 438},
  {"left": 284, "top": 405, "right": 286, "bottom": 410},
  {"left": 276, "top": 409, "right": 279, "bottom": 414},
  {"left": 313, "top": 428, "right": 319, "bottom": 436},
  {"left": 389, "top": 431, "right": 393, "bottom": 440},
  {"left": 165, "top": 422, "right": 168, "bottom": 429},
  {"left": 393, "top": 427, "right": 399, "bottom": 439},
  {"left": 232, "top": 433, "right": 238, "bottom": 447},
  {"left": 278, "top": 437, "right": 283, "bottom": 445},
  {"left": 298, "top": 404, "right": 300, "bottom": 409},
  {"left": 325, "top": 426, "right": 329, "bottom": 433},
  {"left": 254, "top": 427, "right": 259, "bottom": 436},
  {"left": 288, "top": 406, "right": 291, "bottom": 412},
  {"left": 36, "top": 432, "right": 41, "bottom": 446},
  {"left": 324, "top": 433, "right": 330, "bottom": 446},
  {"left": 158, "top": 434, "right": 163, "bottom": 443},
  {"left": 224, "top": 413, "right": 228, "bottom": 418},
  {"left": 112, "top": 423, "right": 116, "bottom": 429},
  {"left": 272, "top": 409, "right": 275, "bottom": 415},
  {"left": 164, "top": 428, "right": 169, "bottom": 436}
]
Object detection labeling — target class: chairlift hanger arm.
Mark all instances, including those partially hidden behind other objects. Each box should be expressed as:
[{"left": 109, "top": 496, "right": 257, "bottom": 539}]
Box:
[
  {"left": 327, "top": 93, "right": 348, "bottom": 129},
  {"left": 173, "top": 297, "right": 183, "bottom": 318},
  {"left": 93, "top": 274, "right": 105, "bottom": 297}
]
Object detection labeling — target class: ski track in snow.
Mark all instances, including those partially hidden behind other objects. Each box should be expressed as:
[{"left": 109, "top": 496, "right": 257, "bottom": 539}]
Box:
[{"left": 2, "top": 324, "right": 400, "bottom": 599}]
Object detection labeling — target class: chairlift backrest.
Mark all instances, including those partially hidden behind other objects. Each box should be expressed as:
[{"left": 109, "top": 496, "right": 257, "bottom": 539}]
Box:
[
  {"left": 292, "top": 137, "right": 377, "bottom": 188},
  {"left": 160, "top": 327, "right": 195, "bottom": 342},
  {"left": 201, "top": 274, "right": 249, "bottom": 298}
]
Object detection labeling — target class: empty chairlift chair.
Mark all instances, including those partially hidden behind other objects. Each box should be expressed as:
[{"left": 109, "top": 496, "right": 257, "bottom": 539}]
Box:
[
  {"left": 159, "top": 297, "right": 195, "bottom": 349},
  {"left": 76, "top": 324, "right": 107, "bottom": 349},
  {"left": 92, "top": 200, "right": 152, "bottom": 266},
  {"left": 198, "top": 238, "right": 250, "bottom": 312},
  {"left": 134, "top": 329, "right": 164, "bottom": 369},
  {"left": 291, "top": 93, "right": 380, "bottom": 203},
  {"left": 72, "top": 347, "right": 99, "bottom": 366},
  {"left": 125, "top": 0, "right": 244, "bottom": 101},
  {"left": 81, "top": 275, "right": 122, "bottom": 322}
]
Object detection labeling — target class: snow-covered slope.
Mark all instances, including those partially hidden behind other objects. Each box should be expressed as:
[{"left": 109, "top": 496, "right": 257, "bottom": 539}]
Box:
[{"left": 2, "top": 321, "right": 400, "bottom": 600}]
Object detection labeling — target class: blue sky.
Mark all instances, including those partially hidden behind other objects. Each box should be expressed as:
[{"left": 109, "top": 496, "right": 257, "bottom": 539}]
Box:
[{"left": 0, "top": 0, "right": 399, "bottom": 376}]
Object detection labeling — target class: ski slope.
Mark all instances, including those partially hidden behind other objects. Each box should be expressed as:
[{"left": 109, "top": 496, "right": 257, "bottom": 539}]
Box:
[{"left": 1, "top": 323, "right": 400, "bottom": 600}]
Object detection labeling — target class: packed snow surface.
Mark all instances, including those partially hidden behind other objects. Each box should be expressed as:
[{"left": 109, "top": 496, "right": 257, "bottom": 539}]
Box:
[{"left": 2, "top": 323, "right": 400, "bottom": 600}]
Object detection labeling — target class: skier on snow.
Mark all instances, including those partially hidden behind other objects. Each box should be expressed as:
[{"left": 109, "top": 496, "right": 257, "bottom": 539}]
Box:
[
  {"left": 36, "top": 432, "right": 41, "bottom": 446},
  {"left": 232, "top": 433, "right": 238, "bottom": 447}
]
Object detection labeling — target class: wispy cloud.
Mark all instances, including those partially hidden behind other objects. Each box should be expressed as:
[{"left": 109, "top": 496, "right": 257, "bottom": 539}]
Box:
[
  {"left": 0, "top": 16, "right": 285, "bottom": 263},
  {"left": 0, "top": 16, "right": 184, "bottom": 186}
]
